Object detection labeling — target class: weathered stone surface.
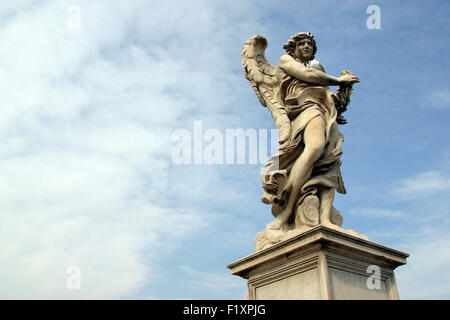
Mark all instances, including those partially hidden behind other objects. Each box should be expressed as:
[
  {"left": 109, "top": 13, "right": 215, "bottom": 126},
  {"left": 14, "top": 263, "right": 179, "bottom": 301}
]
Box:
[
  {"left": 228, "top": 226, "right": 409, "bottom": 300},
  {"left": 255, "top": 220, "right": 368, "bottom": 252}
]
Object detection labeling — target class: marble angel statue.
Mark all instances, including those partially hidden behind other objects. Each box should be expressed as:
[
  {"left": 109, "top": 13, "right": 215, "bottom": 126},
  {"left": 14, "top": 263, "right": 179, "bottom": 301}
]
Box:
[{"left": 242, "top": 32, "right": 364, "bottom": 249}]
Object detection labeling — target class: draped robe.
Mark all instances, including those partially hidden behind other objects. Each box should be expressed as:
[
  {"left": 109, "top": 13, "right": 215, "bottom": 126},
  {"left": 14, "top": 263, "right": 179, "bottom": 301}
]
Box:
[{"left": 261, "top": 68, "right": 346, "bottom": 220}]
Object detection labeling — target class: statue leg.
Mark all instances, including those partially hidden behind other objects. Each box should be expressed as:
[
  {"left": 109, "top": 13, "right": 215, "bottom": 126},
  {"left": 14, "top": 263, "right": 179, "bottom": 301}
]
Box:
[
  {"left": 266, "top": 116, "right": 326, "bottom": 230},
  {"left": 318, "top": 186, "right": 334, "bottom": 226},
  {"left": 318, "top": 186, "right": 347, "bottom": 232}
]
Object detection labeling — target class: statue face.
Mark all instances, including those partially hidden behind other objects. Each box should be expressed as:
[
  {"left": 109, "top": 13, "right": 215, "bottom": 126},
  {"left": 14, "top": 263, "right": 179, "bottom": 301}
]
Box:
[{"left": 295, "top": 38, "right": 313, "bottom": 62}]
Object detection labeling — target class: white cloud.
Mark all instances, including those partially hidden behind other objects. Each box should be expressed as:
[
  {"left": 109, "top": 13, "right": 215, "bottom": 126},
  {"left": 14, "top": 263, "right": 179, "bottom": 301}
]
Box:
[
  {"left": 424, "top": 89, "right": 450, "bottom": 109},
  {"left": 393, "top": 171, "right": 450, "bottom": 200},
  {"left": 6, "top": 0, "right": 447, "bottom": 301},
  {"left": 350, "top": 170, "right": 450, "bottom": 299},
  {"left": 0, "top": 147, "right": 210, "bottom": 298},
  {"left": 395, "top": 226, "right": 450, "bottom": 299},
  {"left": 0, "top": 0, "right": 263, "bottom": 298},
  {"left": 349, "top": 207, "right": 406, "bottom": 219},
  {"left": 179, "top": 265, "right": 246, "bottom": 299}
]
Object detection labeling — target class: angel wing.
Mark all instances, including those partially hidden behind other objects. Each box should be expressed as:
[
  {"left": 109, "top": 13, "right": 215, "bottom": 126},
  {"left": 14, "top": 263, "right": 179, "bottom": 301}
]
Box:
[{"left": 242, "top": 35, "right": 291, "bottom": 149}]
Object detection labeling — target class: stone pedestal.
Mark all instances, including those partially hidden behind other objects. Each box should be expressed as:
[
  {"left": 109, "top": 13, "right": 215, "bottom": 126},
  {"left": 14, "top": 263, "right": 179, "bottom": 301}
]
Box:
[{"left": 227, "top": 226, "right": 408, "bottom": 300}]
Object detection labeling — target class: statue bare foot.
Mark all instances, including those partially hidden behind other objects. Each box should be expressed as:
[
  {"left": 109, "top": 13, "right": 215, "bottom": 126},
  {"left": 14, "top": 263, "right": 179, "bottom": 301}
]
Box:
[
  {"left": 320, "top": 220, "right": 341, "bottom": 231},
  {"left": 320, "top": 220, "right": 369, "bottom": 240},
  {"left": 266, "top": 204, "right": 294, "bottom": 230},
  {"left": 266, "top": 218, "right": 283, "bottom": 230}
]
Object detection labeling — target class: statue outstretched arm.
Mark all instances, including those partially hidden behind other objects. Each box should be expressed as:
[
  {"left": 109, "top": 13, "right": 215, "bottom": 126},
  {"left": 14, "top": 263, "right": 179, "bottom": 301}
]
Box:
[{"left": 279, "top": 55, "right": 357, "bottom": 87}]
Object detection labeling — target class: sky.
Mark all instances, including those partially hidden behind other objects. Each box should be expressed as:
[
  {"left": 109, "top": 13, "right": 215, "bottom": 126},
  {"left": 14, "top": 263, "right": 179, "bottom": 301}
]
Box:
[{"left": 0, "top": 0, "right": 449, "bottom": 299}]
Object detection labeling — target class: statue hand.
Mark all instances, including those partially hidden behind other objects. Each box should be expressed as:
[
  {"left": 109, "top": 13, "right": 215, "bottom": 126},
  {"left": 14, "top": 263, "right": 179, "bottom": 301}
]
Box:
[{"left": 338, "top": 74, "right": 359, "bottom": 86}]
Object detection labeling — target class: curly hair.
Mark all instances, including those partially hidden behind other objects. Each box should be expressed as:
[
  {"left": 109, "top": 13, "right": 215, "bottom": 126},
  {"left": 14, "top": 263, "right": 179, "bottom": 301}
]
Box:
[{"left": 283, "top": 32, "right": 317, "bottom": 61}]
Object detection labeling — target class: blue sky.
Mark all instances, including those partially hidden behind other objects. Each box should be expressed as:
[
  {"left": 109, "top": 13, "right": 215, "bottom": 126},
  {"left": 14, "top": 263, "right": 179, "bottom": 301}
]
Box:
[{"left": 0, "top": 0, "right": 449, "bottom": 299}]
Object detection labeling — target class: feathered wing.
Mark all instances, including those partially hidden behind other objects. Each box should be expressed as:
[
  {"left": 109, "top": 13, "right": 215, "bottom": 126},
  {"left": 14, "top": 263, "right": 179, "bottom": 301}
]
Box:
[{"left": 242, "top": 35, "right": 291, "bottom": 149}]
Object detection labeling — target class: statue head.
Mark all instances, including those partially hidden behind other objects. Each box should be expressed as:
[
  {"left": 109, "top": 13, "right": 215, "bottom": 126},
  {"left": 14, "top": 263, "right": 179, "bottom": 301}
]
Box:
[{"left": 283, "top": 32, "right": 317, "bottom": 62}]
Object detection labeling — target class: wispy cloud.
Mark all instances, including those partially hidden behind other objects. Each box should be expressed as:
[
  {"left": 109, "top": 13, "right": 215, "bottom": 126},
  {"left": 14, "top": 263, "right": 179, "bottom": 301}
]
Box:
[
  {"left": 0, "top": 0, "right": 260, "bottom": 298},
  {"left": 179, "top": 265, "right": 246, "bottom": 299},
  {"left": 395, "top": 227, "right": 450, "bottom": 299},
  {"left": 1, "top": 0, "right": 449, "bottom": 300},
  {"left": 392, "top": 171, "right": 450, "bottom": 201},
  {"left": 348, "top": 169, "right": 450, "bottom": 299},
  {"left": 424, "top": 89, "right": 450, "bottom": 109},
  {"left": 349, "top": 207, "right": 406, "bottom": 219}
]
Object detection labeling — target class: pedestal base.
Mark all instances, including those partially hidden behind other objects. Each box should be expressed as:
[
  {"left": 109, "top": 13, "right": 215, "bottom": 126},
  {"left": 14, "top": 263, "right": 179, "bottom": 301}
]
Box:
[{"left": 227, "top": 226, "right": 408, "bottom": 300}]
